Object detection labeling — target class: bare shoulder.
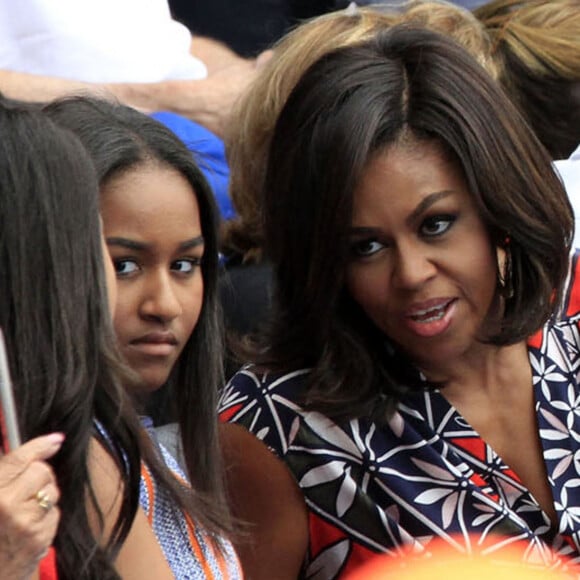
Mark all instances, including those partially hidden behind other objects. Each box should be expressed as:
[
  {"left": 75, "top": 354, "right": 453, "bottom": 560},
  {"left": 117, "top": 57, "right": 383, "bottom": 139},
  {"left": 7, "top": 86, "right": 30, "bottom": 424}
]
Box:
[
  {"left": 87, "top": 437, "right": 125, "bottom": 536},
  {"left": 219, "top": 423, "right": 309, "bottom": 580},
  {"left": 87, "top": 438, "right": 174, "bottom": 578}
]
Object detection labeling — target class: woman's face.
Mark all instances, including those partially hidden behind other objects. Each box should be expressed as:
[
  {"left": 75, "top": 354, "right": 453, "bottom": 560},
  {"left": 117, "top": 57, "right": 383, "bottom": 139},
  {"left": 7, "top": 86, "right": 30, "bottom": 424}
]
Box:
[
  {"left": 101, "top": 162, "right": 204, "bottom": 394},
  {"left": 345, "top": 140, "right": 500, "bottom": 377}
]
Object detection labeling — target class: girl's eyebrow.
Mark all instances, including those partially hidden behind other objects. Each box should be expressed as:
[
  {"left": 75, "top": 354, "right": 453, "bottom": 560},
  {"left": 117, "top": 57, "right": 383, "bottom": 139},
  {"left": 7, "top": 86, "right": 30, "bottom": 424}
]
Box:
[
  {"left": 106, "top": 237, "right": 148, "bottom": 251},
  {"left": 106, "top": 236, "right": 205, "bottom": 251},
  {"left": 180, "top": 236, "right": 204, "bottom": 250}
]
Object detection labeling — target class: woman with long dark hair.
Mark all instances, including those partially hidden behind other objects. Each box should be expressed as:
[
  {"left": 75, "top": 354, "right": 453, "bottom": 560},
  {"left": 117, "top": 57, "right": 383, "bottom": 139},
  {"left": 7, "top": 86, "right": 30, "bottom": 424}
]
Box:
[
  {"left": 218, "top": 26, "right": 578, "bottom": 578},
  {"left": 0, "top": 99, "right": 182, "bottom": 577},
  {"left": 46, "top": 96, "right": 241, "bottom": 578}
]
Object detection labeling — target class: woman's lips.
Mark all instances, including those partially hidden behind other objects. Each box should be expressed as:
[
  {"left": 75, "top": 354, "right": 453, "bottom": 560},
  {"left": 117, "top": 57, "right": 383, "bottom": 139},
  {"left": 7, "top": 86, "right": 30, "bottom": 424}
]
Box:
[
  {"left": 403, "top": 298, "right": 457, "bottom": 338},
  {"left": 128, "top": 332, "right": 178, "bottom": 357}
]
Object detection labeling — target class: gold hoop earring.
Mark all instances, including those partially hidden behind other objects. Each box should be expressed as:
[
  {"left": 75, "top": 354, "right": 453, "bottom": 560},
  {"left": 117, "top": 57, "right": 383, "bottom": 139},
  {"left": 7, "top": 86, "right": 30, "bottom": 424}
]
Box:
[{"left": 498, "top": 237, "right": 514, "bottom": 299}]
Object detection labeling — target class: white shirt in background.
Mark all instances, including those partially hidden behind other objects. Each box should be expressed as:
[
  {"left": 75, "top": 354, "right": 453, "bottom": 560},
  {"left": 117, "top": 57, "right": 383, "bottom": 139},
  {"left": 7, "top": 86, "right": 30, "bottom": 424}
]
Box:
[
  {"left": 0, "top": 0, "right": 207, "bottom": 82},
  {"left": 555, "top": 145, "right": 580, "bottom": 248}
]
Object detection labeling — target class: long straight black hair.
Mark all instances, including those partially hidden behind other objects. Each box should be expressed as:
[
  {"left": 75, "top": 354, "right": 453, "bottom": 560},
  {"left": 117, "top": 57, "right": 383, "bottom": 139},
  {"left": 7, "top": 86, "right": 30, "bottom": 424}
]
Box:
[
  {"left": 0, "top": 100, "right": 143, "bottom": 578},
  {"left": 45, "top": 96, "right": 230, "bottom": 535}
]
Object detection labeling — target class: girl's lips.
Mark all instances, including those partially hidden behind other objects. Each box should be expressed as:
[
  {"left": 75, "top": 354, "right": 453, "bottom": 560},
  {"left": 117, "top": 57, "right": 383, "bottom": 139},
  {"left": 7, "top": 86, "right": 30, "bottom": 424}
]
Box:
[
  {"left": 128, "top": 342, "right": 177, "bottom": 357},
  {"left": 129, "top": 332, "right": 178, "bottom": 357},
  {"left": 403, "top": 298, "right": 457, "bottom": 338}
]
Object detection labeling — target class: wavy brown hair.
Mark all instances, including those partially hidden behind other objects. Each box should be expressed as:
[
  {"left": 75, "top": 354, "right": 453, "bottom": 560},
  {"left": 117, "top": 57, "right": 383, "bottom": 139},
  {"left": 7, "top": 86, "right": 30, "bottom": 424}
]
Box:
[
  {"left": 476, "top": 0, "right": 580, "bottom": 159},
  {"left": 222, "top": 7, "right": 398, "bottom": 262},
  {"left": 222, "top": 1, "right": 500, "bottom": 263}
]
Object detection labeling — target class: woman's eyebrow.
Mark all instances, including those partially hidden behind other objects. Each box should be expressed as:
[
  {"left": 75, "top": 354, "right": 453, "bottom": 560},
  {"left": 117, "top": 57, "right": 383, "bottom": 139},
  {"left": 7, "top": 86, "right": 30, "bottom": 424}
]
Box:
[
  {"left": 348, "top": 191, "right": 455, "bottom": 235},
  {"left": 407, "top": 190, "right": 454, "bottom": 226},
  {"left": 348, "top": 226, "right": 381, "bottom": 237}
]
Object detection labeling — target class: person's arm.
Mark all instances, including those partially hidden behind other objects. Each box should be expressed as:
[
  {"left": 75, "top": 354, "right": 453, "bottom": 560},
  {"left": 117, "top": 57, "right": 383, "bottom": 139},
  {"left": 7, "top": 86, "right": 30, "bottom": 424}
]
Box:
[
  {"left": 87, "top": 438, "right": 174, "bottom": 578},
  {"left": 220, "top": 423, "right": 309, "bottom": 580},
  {"left": 109, "top": 63, "right": 258, "bottom": 137},
  {"left": 0, "top": 434, "right": 63, "bottom": 580},
  {"left": 0, "top": 65, "right": 257, "bottom": 138},
  {"left": 0, "top": 69, "right": 99, "bottom": 104}
]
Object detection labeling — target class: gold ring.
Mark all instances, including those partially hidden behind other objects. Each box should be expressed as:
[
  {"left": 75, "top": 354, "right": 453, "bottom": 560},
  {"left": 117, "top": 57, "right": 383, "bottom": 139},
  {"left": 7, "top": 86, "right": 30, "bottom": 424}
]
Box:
[{"left": 35, "top": 489, "right": 53, "bottom": 512}]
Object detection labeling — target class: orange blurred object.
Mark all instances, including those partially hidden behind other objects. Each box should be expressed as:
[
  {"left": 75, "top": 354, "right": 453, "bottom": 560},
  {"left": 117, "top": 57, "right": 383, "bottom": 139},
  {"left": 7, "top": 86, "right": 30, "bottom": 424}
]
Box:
[{"left": 345, "top": 539, "right": 573, "bottom": 580}]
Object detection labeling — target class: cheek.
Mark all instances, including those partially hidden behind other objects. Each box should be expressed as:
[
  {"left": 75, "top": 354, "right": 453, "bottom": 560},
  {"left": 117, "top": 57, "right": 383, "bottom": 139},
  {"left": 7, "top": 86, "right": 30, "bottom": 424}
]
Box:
[
  {"left": 469, "top": 242, "right": 499, "bottom": 300},
  {"left": 112, "top": 290, "right": 133, "bottom": 339},
  {"left": 184, "top": 275, "right": 205, "bottom": 333},
  {"left": 345, "top": 266, "right": 390, "bottom": 323}
]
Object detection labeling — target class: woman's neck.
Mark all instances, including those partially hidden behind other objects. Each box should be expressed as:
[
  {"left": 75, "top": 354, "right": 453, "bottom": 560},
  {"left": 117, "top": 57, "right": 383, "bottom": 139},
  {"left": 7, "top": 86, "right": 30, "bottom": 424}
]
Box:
[{"left": 418, "top": 340, "right": 530, "bottom": 402}]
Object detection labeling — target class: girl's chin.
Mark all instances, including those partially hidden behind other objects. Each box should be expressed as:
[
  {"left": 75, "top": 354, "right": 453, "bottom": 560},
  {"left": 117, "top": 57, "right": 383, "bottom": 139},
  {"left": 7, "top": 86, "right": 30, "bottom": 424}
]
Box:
[{"left": 128, "top": 374, "right": 168, "bottom": 397}]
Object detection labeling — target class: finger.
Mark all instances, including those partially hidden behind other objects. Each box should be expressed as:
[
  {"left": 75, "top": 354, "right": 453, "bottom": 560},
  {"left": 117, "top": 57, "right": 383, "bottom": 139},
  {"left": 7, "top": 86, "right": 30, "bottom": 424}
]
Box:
[
  {"left": 38, "top": 506, "right": 60, "bottom": 554},
  {"left": 14, "top": 433, "right": 65, "bottom": 462},
  {"left": 31, "top": 482, "right": 60, "bottom": 520},
  {"left": 6, "top": 460, "right": 58, "bottom": 504},
  {"left": 44, "top": 481, "right": 60, "bottom": 506},
  {"left": 0, "top": 434, "right": 64, "bottom": 483},
  {"left": 0, "top": 501, "right": 61, "bottom": 571}
]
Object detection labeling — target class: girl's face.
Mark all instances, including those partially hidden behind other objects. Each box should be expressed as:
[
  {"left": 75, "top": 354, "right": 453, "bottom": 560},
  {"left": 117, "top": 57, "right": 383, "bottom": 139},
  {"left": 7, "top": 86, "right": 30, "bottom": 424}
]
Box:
[
  {"left": 345, "top": 139, "right": 500, "bottom": 378},
  {"left": 101, "top": 162, "right": 204, "bottom": 394}
]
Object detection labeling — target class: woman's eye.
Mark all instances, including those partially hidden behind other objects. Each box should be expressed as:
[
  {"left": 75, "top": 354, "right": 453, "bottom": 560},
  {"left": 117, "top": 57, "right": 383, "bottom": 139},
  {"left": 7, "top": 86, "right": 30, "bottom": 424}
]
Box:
[
  {"left": 114, "top": 259, "right": 139, "bottom": 276},
  {"left": 420, "top": 215, "right": 456, "bottom": 237},
  {"left": 172, "top": 258, "right": 201, "bottom": 274},
  {"left": 351, "top": 239, "right": 384, "bottom": 258}
]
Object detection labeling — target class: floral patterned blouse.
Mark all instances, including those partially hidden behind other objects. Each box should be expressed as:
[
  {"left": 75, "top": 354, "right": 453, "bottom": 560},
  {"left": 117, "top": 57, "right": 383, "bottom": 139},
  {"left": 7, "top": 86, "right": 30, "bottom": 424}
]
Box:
[{"left": 218, "top": 255, "right": 580, "bottom": 579}]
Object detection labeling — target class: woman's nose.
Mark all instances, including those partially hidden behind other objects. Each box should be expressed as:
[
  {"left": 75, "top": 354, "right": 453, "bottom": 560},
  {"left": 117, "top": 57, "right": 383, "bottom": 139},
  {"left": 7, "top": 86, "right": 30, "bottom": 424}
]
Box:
[{"left": 392, "top": 242, "right": 437, "bottom": 290}]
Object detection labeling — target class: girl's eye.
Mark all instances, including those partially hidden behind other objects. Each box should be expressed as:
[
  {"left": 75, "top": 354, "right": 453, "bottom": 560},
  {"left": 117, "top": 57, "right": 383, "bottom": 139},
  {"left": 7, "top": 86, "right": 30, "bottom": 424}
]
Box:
[
  {"left": 171, "top": 258, "right": 201, "bottom": 274},
  {"left": 350, "top": 239, "right": 385, "bottom": 258},
  {"left": 114, "top": 259, "right": 139, "bottom": 276},
  {"left": 420, "top": 215, "right": 456, "bottom": 237}
]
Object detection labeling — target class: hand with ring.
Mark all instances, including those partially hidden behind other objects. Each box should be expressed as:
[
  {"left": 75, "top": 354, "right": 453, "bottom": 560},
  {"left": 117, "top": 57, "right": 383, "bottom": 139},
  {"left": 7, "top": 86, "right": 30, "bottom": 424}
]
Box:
[{"left": 0, "top": 433, "right": 64, "bottom": 580}]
